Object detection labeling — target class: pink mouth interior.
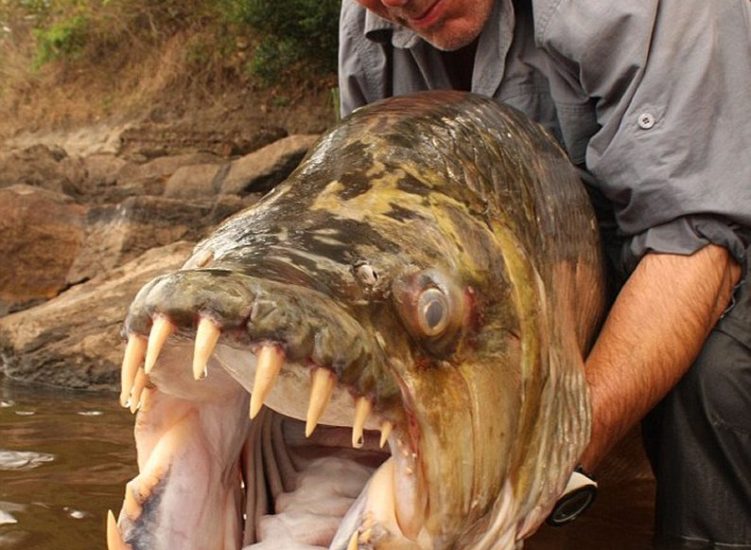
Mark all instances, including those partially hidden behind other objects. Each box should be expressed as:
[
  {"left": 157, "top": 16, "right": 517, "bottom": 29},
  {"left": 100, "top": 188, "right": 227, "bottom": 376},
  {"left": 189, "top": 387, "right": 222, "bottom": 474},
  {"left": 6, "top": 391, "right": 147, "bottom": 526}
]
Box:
[{"left": 113, "top": 342, "right": 418, "bottom": 550}]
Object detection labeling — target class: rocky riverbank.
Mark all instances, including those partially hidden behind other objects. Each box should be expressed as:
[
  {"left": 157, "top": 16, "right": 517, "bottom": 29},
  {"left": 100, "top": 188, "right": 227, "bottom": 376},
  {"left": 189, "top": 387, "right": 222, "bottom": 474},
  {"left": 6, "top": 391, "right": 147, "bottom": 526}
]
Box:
[{"left": 0, "top": 123, "right": 323, "bottom": 390}]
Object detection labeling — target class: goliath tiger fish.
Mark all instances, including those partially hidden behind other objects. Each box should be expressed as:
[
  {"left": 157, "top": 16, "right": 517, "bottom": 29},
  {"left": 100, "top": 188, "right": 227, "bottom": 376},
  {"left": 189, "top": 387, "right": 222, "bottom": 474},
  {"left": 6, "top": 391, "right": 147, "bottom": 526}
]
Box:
[{"left": 108, "top": 90, "right": 606, "bottom": 550}]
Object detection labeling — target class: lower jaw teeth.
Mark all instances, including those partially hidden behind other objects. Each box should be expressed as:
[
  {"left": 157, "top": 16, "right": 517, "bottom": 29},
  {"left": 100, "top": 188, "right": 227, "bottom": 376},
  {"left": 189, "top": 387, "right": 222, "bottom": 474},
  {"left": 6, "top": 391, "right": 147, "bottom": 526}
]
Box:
[{"left": 331, "top": 457, "right": 425, "bottom": 548}]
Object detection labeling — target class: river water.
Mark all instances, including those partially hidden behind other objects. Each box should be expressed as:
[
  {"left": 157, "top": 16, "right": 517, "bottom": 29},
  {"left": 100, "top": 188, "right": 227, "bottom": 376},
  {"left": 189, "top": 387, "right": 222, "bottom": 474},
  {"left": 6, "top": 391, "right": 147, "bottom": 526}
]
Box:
[
  {"left": 0, "top": 374, "right": 654, "bottom": 549},
  {"left": 0, "top": 375, "right": 134, "bottom": 550}
]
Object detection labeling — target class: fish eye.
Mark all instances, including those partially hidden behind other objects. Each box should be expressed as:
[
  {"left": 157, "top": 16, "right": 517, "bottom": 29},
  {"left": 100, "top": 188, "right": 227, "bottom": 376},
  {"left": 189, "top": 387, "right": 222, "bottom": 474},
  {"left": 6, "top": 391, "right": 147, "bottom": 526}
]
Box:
[{"left": 416, "top": 288, "right": 450, "bottom": 336}]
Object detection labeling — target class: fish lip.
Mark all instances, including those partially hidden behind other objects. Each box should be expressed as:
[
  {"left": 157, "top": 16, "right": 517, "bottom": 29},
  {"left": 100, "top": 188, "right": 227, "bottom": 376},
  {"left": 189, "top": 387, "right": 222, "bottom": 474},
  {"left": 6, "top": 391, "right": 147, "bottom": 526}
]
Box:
[
  {"left": 124, "top": 265, "right": 413, "bottom": 418},
  {"left": 125, "top": 269, "right": 382, "bottom": 381}
]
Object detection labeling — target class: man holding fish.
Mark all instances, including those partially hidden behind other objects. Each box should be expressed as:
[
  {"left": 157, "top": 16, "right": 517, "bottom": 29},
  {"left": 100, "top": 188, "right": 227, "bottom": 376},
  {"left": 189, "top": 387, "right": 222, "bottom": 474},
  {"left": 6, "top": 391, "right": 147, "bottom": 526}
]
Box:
[{"left": 339, "top": 0, "right": 751, "bottom": 546}]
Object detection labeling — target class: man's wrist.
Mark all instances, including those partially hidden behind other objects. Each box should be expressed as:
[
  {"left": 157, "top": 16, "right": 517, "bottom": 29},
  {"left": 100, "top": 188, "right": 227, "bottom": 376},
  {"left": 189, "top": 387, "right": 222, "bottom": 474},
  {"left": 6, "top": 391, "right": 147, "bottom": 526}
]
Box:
[{"left": 546, "top": 467, "right": 598, "bottom": 527}]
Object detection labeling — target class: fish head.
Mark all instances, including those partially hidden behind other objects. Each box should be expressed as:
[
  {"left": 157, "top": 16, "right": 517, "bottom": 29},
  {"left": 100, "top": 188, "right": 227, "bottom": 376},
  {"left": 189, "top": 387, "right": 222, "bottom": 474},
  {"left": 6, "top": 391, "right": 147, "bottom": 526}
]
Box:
[{"left": 109, "top": 91, "right": 600, "bottom": 550}]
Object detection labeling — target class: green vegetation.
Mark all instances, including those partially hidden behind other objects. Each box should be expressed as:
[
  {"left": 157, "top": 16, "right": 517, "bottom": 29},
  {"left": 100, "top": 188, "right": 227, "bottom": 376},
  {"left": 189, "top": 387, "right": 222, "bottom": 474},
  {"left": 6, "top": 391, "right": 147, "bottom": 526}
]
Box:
[
  {"left": 221, "top": 0, "right": 341, "bottom": 81},
  {"left": 1, "top": 0, "right": 341, "bottom": 82},
  {"left": 33, "top": 13, "right": 88, "bottom": 68}
]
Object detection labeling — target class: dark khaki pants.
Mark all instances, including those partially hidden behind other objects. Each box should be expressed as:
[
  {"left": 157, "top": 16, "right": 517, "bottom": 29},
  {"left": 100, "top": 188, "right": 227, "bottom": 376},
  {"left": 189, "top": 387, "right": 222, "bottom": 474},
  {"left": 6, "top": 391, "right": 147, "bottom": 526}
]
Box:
[{"left": 643, "top": 256, "right": 751, "bottom": 548}]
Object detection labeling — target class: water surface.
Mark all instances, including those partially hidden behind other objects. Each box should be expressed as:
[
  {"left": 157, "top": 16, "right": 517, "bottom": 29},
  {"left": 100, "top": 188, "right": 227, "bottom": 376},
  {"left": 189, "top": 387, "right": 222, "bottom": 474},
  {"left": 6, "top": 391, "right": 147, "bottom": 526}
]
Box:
[
  {"left": 0, "top": 375, "right": 135, "bottom": 550},
  {"left": 0, "top": 374, "right": 654, "bottom": 549}
]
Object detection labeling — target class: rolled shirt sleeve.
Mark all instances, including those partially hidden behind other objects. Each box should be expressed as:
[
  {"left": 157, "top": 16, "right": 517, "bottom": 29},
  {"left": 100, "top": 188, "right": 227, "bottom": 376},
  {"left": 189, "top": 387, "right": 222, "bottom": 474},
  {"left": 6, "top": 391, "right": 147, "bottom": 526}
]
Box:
[{"left": 537, "top": 0, "right": 751, "bottom": 270}]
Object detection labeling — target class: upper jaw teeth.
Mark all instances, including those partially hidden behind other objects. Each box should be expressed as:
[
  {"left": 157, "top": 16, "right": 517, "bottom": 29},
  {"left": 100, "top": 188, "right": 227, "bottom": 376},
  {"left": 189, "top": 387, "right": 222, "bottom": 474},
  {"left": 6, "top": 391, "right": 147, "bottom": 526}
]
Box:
[
  {"left": 144, "top": 315, "right": 174, "bottom": 375},
  {"left": 117, "top": 311, "right": 430, "bottom": 550},
  {"left": 120, "top": 314, "right": 397, "bottom": 450},
  {"left": 249, "top": 343, "right": 285, "bottom": 419},
  {"left": 306, "top": 367, "right": 336, "bottom": 437}
]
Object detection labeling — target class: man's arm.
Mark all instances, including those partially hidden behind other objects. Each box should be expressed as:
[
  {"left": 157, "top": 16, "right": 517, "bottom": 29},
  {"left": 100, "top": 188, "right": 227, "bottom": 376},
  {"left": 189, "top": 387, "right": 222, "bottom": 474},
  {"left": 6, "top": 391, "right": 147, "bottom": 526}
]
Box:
[{"left": 580, "top": 244, "right": 741, "bottom": 470}]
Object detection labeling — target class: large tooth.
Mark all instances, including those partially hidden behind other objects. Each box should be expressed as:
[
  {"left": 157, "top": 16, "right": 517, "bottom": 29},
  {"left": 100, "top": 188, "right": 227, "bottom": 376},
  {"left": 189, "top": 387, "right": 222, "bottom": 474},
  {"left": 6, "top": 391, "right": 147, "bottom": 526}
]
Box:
[
  {"left": 106, "top": 510, "right": 131, "bottom": 550},
  {"left": 249, "top": 344, "right": 285, "bottom": 419},
  {"left": 348, "top": 531, "right": 359, "bottom": 550},
  {"left": 129, "top": 369, "right": 147, "bottom": 414},
  {"left": 360, "top": 528, "right": 373, "bottom": 544},
  {"left": 352, "top": 397, "right": 372, "bottom": 449},
  {"left": 138, "top": 387, "right": 155, "bottom": 414},
  {"left": 144, "top": 316, "right": 175, "bottom": 374},
  {"left": 305, "top": 368, "right": 336, "bottom": 437},
  {"left": 123, "top": 484, "right": 141, "bottom": 520},
  {"left": 120, "top": 335, "right": 146, "bottom": 407},
  {"left": 193, "top": 317, "right": 221, "bottom": 380},
  {"left": 379, "top": 421, "right": 393, "bottom": 449}
]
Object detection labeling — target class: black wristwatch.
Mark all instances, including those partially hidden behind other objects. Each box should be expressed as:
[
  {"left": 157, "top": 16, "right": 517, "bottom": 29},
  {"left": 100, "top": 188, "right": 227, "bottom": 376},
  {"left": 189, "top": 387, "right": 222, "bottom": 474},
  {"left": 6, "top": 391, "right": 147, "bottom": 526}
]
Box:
[{"left": 546, "top": 467, "right": 597, "bottom": 527}]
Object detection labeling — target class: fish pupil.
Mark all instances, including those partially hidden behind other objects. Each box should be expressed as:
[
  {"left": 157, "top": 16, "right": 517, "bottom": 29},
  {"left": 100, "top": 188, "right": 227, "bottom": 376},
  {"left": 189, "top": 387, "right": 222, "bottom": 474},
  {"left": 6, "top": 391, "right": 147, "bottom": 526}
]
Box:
[
  {"left": 416, "top": 287, "right": 450, "bottom": 336},
  {"left": 425, "top": 299, "right": 444, "bottom": 329}
]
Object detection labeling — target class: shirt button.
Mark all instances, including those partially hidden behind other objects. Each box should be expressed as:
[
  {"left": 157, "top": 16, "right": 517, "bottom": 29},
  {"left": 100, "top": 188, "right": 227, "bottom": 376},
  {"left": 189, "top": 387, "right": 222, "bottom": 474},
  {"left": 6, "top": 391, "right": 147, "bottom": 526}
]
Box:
[{"left": 638, "top": 113, "right": 655, "bottom": 129}]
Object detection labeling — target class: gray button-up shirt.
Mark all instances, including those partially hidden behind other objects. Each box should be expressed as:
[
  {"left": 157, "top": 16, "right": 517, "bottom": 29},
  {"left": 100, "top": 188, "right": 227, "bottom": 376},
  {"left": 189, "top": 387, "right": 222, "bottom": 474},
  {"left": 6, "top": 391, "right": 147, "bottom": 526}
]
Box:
[{"left": 339, "top": 0, "right": 751, "bottom": 273}]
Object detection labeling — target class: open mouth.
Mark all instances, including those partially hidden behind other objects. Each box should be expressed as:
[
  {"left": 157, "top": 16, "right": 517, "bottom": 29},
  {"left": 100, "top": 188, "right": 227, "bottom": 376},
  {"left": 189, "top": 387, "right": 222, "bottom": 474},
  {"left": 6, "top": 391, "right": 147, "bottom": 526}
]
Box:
[
  {"left": 107, "top": 270, "right": 428, "bottom": 549},
  {"left": 102, "top": 89, "right": 606, "bottom": 550}
]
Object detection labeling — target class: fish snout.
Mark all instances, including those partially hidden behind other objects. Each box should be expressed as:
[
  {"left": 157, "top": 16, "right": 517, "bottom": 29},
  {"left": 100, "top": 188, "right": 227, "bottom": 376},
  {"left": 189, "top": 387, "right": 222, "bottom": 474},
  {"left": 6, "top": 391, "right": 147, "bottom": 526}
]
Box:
[
  {"left": 113, "top": 267, "right": 426, "bottom": 549},
  {"left": 121, "top": 268, "right": 401, "bottom": 440}
]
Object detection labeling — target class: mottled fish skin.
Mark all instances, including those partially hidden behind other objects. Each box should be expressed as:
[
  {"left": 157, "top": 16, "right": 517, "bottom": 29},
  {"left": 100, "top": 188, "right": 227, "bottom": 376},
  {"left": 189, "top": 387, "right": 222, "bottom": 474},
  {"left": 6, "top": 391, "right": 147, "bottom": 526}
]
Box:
[{"left": 116, "top": 91, "right": 606, "bottom": 549}]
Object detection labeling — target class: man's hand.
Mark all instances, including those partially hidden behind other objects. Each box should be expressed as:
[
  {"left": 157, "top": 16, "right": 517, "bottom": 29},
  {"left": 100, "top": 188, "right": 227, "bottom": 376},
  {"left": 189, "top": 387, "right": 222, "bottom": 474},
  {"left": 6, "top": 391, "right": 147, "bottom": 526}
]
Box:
[{"left": 580, "top": 244, "right": 741, "bottom": 471}]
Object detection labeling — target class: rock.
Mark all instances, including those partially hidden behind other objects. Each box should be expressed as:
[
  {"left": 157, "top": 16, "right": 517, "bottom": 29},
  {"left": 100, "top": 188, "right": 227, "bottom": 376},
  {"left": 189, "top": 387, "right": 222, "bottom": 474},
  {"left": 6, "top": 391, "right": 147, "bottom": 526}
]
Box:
[
  {"left": 49, "top": 152, "right": 223, "bottom": 204},
  {"left": 225, "top": 126, "right": 290, "bottom": 156},
  {"left": 67, "top": 196, "right": 216, "bottom": 285},
  {"left": 220, "top": 134, "right": 319, "bottom": 196},
  {"left": 116, "top": 153, "right": 220, "bottom": 193},
  {"left": 115, "top": 152, "right": 222, "bottom": 183},
  {"left": 2, "top": 123, "right": 129, "bottom": 157},
  {"left": 0, "top": 242, "right": 194, "bottom": 390},
  {"left": 60, "top": 153, "right": 134, "bottom": 205},
  {"left": 163, "top": 162, "right": 229, "bottom": 200},
  {"left": 0, "top": 185, "right": 86, "bottom": 315},
  {"left": 119, "top": 123, "right": 288, "bottom": 159},
  {"left": 58, "top": 156, "right": 91, "bottom": 197},
  {"left": 84, "top": 154, "right": 128, "bottom": 188},
  {"left": 208, "top": 194, "right": 260, "bottom": 224},
  {"left": 0, "top": 144, "right": 85, "bottom": 196},
  {"left": 0, "top": 131, "right": 318, "bottom": 390}
]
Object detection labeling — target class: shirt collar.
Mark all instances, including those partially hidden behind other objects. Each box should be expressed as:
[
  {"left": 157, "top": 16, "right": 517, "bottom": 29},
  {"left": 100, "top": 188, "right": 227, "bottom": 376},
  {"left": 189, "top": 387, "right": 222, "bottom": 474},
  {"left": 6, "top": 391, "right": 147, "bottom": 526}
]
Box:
[
  {"left": 363, "top": 9, "right": 422, "bottom": 49},
  {"left": 361, "top": 0, "right": 515, "bottom": 97}
]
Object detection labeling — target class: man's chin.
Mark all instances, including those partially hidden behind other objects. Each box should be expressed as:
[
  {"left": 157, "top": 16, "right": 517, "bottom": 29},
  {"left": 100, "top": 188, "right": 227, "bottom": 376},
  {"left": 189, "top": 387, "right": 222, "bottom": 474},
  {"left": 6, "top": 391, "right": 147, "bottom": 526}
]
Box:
[
  {"left": 404, "top": 10, "right": 488, "bottom": 51},
  {"left": 417, "top": 26, "right": 480, "bottom": 51}
]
